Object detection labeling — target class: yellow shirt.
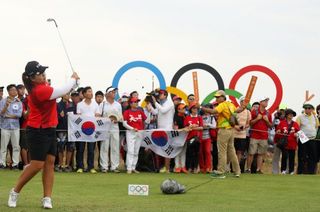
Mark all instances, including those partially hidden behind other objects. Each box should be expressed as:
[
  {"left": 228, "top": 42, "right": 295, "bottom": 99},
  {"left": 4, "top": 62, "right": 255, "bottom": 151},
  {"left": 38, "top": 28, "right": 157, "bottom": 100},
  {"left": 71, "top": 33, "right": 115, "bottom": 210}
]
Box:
[{"left": 215, "top": 101, "right": 237, "bottom": 129}]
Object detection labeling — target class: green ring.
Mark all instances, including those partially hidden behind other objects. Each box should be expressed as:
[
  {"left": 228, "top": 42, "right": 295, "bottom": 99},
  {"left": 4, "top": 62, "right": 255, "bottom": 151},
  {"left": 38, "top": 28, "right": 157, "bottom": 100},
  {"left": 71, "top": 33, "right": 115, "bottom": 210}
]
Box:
[{"left": 202, "top": 89, "right": 249, "bottom": 107}]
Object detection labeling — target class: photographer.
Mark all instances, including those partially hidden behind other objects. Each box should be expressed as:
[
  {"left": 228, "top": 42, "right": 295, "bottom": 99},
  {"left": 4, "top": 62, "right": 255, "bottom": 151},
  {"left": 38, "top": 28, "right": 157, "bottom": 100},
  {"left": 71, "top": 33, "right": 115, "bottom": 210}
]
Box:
[{"left": 149, "top": 89, "right": 175, "bottom": 173}]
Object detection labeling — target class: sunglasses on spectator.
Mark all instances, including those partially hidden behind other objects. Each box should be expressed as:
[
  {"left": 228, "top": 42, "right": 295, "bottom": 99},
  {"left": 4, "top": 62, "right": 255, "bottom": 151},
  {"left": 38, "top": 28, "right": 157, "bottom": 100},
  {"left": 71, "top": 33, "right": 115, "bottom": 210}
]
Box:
[
  {"left": 130, "top": 101, "right": 138, "bottom": 103},
  {"left": 305, "top": 107, "right": 312, "bottom": 110},
  {"left": 188, "top": 98, "right": 195, "bottom": 101}
]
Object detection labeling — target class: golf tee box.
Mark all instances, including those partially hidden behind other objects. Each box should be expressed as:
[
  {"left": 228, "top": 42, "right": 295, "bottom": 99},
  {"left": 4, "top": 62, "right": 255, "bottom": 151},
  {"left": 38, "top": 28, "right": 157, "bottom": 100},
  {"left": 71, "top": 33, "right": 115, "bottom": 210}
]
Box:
[{"left": 128, "top": 184, "right": 149, "bottom": 196}]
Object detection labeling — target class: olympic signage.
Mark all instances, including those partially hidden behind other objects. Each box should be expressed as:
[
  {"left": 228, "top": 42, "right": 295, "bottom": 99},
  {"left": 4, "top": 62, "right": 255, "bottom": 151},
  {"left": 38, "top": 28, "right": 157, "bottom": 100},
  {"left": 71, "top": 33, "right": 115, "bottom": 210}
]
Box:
[{"left": 112, "top": 61, "right": 283, "bottom": 114}]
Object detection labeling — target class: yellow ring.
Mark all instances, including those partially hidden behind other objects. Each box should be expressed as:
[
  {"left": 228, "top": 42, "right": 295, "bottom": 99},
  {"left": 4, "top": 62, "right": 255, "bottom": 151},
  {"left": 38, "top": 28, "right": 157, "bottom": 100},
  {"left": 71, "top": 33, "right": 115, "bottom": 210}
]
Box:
[{"left": 141, "top": 86, "right": 188, "bottom": 108}]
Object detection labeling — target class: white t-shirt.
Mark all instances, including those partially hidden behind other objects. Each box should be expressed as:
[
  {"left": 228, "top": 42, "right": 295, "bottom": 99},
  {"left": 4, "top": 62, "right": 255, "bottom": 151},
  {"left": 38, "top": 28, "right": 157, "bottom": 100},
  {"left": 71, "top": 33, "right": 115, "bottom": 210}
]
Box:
[{"left": 77, "top": 100, "right": 101, "bottom": 117}]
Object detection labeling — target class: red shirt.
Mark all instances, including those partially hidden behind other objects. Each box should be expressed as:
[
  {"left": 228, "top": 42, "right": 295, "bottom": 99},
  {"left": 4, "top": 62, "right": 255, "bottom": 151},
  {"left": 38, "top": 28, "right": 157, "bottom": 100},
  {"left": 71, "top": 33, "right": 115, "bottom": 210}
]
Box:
[
  {"left": 250, "top": 108, "right": 272, "bottom": 140},
  {"left": 123, "top": 109, "right": 147, "bottom": 130},
  {"left": 27, "top": 83, "right": 57, "bottom": 128},
  {"left": 276, "top": 120, "right": 300, "bottom": 150},
  {"left": 184, "top": 115, "right": 203, "bottom": 141}
]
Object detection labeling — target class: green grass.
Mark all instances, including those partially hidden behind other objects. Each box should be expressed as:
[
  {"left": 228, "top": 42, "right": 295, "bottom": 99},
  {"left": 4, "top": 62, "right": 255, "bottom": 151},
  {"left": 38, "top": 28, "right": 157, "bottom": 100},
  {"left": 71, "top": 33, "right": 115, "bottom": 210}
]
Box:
[{"left": 1, "top": 170, "right": 320, "bottom": 212}]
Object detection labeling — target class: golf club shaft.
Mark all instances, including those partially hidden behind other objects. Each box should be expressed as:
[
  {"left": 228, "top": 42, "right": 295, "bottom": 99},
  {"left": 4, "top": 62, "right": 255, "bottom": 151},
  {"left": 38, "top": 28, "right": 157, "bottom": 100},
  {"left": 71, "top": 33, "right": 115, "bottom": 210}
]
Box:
[{"left": 55, "top": 26, "right": 75, "bottom": 73}]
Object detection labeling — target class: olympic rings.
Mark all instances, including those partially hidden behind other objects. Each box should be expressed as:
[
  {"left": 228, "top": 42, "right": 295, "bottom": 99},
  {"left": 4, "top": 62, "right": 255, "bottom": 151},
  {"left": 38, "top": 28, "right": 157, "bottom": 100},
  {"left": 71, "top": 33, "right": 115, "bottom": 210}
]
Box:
[
  {"left": 228, "top": 65, "right": 283, "bottom": 113},
  {"left": 111, "top": 61, "right": 283, "bottom": 113},
  {"left": 128, "top": 185, "right": 148, "bottom": 194}
]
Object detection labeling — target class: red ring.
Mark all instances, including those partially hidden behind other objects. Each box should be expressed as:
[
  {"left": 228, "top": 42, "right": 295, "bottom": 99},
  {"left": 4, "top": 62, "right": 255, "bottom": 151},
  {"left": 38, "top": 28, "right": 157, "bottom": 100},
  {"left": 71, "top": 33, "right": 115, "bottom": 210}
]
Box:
[{"left": 228, "top": 65, "right": 283, "bottom": 114}]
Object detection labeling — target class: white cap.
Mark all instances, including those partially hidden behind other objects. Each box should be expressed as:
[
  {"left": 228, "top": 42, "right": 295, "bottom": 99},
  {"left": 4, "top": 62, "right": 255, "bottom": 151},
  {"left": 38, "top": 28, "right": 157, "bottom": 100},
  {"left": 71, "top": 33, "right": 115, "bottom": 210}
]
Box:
[{"left": 258, "top": 97, "right": 269, "bottom": 102}]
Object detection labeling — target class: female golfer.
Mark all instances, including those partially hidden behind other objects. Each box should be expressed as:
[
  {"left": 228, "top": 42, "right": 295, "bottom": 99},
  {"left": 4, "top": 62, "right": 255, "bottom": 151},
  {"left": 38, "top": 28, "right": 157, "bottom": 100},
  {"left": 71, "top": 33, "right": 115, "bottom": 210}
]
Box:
[{"left": 8, "top": 61, "right": 79, "bottom": 209}]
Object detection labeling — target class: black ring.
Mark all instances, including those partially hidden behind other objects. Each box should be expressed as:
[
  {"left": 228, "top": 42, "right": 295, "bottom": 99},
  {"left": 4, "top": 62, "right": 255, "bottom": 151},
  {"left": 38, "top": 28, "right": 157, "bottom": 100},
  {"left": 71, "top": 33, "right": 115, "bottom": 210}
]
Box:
[{"left": 170, "top": 63, "right": 225, "bottom": 99}]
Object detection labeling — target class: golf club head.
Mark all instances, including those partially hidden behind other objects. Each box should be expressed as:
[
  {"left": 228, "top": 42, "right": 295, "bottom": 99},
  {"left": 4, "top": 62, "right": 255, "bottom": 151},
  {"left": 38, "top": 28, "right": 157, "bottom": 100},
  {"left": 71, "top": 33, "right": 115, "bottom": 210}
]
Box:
[{"left": 47, "top": 18, "right": 58, "bottom": 27}]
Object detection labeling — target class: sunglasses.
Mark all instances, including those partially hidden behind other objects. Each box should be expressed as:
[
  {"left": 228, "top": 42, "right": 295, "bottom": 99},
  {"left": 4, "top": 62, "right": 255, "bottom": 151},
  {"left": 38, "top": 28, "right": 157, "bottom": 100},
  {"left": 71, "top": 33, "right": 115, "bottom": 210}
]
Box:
[
  {"left": 130, "top": 101, "right": 138, "bottom": 103},
  {"left": 188, "top": 98, "right": 195, "bottom": 101},
  {"left": 305, "top": 107, "right": 312, "bottom": 110}
]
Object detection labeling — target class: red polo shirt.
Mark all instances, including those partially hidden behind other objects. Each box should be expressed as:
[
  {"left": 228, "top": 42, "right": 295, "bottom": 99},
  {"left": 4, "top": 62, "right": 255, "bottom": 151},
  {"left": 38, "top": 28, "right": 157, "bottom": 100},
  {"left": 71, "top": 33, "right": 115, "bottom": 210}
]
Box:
[
  {"left": 250, "top": 108, "right": 272, "bottom": 140},
  {"left": 27, "top": 83, "right": 58, "bottom": 128}
]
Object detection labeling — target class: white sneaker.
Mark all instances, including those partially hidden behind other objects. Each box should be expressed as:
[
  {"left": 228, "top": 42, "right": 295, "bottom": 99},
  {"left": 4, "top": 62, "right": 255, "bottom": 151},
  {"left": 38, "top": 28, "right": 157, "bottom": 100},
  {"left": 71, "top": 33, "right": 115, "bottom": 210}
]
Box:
[
  {"left": 8, "top": 188, "right": 19, "bottom": 208},
  {"left": 281, "top": 171, "right": 286, "bottom": 175},
  {"left": 42, "top": 197, "right": 53, "bottom": 209}
]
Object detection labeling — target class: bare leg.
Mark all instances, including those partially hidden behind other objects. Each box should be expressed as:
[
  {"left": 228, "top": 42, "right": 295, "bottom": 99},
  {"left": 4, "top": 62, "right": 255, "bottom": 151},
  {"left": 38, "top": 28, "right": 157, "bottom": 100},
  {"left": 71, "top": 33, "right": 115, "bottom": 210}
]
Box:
[
  {"left": 66, "top": 151, "right": 73, "bottom": 167},
  {"left": 42, "top": 154, "right": 55, "bottom": 197},
  {"left": 165, "top": 158, "right": 170, "bottom": 172},
  {"left": 14, "top": 160, "right": 44, "bottom": 193},
  {"left": 21, "top": 148, "right": 30, "bottom": 165},
  {"left": 58, "top": 152, "right": 64, "bottom": 167},
  {"left": 257, "top": 154, "right": 264, "bottom": 171},
  {"left": 246, "top": 154, "right": 253, "bottom": 170}
]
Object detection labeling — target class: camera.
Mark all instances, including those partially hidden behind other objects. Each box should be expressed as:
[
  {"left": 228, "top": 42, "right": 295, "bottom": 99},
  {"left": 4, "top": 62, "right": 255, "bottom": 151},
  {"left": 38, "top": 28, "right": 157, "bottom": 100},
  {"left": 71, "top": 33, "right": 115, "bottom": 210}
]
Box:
[{"left": 145, "top": 89, "right": 160, "bottom": 105}]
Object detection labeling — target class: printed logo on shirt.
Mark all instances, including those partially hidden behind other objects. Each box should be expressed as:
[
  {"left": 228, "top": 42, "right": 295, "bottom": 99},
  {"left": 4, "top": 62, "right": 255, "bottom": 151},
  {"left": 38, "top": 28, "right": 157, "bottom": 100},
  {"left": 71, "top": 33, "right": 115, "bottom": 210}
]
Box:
[{"left": 129, "top": 114, "right": 142, "bottom": 122}]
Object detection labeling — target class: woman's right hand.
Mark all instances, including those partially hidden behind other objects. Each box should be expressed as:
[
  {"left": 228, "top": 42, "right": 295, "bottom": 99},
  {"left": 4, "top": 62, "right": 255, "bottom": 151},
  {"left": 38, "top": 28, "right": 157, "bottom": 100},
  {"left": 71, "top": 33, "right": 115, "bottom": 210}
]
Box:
[{"left": 71, "top": 72, "right": 80, "bottom": 80}]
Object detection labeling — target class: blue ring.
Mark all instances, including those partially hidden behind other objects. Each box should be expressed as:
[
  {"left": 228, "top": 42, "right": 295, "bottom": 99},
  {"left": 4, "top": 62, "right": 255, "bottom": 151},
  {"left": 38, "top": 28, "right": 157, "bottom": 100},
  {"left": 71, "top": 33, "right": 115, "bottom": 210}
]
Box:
[{"left": 112, "top": 61, "right": 167, "bottom": 99}]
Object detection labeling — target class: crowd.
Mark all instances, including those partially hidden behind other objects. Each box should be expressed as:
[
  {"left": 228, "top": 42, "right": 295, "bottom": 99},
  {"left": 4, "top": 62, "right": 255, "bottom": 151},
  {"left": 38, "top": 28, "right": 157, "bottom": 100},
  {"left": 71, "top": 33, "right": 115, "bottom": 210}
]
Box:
[{"left": 1, "top": 84, "right": 320, "bottom": 177}]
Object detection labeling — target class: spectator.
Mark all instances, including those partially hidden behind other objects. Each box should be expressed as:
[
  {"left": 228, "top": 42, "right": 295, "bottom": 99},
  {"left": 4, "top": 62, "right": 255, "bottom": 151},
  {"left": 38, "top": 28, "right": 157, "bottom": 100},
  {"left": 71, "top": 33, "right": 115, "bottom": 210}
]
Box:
[
  {"left": 0, "top": 84, "right": 23, "bottom": 169},
  {"left": 246, "top": 97, "right": 272, "bottom": 174},
  {"left": 173, "top": 103, "right": 188, "bottom": 173},
  {"left": 150, "top": 89, "right": 175, "bottom": 173},
  {"left": 202, "top": 90, "right": 244, "bottom": 178},
  {"left": 76, "top": 86, "right": 101, "bottom": 174},
  {"left": 95, "top": 90, "right": 104, "bottom": 170},
  {"left": 123, "top": 97, "right": 148, "bottom": 174},
  {"left": 233, "top": 97, "right": 251, "bottom": 171},
  {"left": 200, "top": 103, "right": 216, "bottom": 173},
  {"left": 296, "top": 102, "right": 319, "bottom": 174},
  {"left": 272, "top": 108, "right": 286, "bottom": 174},
  {"left": 276, "top": 109, "right": 300, "bottom": 174},
  {"left": 184, "top": 103, "right": 203, "bottom": 173},
  {"left": 55, "top": 94, "right": 74, "bottom": 172},
  {"left": 100, "top": 86, "right": 123, "bottom": 173},
  {"left": 17, "top": 84, "right": 30, "bottom": 167}
]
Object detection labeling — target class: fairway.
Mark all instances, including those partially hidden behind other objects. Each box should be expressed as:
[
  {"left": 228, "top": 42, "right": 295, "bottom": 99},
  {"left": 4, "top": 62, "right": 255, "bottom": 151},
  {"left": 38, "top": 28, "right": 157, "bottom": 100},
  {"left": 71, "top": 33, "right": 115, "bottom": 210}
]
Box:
[{"left": 0, "top": 170, "right": 320, "bottom": 212}]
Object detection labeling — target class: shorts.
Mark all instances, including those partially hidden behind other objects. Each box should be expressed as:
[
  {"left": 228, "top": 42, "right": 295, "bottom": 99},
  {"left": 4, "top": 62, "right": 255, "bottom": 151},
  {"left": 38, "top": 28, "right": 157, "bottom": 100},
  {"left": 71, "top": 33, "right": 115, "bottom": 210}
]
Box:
[
  {"left": 19, "top": 129, "right": 28, "bottom": 150},
  {"left": 234, "top": 138, "right": 248, "bottom": 152},
  {"left": 27, "top": 127, "right": 57, "bottom": 161},
  {"left": 248, "top": 138, "right": 268, "bottom": 155},
  {"left": 57, "top": 132, "right": 75, "bottom": 153}
]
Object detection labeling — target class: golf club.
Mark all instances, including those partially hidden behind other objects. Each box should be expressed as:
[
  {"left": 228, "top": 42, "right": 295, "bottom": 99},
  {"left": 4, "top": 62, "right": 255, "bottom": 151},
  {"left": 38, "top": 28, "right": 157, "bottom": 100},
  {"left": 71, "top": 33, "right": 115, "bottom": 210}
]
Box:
[{"left": 47, "top": 18, "right": 75, "bottom": 73}]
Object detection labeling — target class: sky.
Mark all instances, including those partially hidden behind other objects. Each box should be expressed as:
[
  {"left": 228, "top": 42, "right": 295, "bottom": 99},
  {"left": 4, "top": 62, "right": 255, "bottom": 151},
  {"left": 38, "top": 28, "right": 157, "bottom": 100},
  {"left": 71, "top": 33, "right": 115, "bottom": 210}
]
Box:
[{"left": 1, "top": 0, "right": 319, "bottom": 113}]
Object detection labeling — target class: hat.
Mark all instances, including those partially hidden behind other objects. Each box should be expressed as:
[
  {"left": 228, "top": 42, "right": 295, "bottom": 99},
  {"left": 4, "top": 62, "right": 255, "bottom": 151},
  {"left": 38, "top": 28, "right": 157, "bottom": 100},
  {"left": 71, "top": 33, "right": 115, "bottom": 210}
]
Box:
[
  {"left": 159, "top": 89, "right": 167, "bottom": 95},
  {"left": 285, "top": 109, "right": 296, "bottom": 117},
  {"left": 129, "top": 97, "right": 140, "bottom": 103},
  {"left": 177, "top": 103, "right": 186, "bottom": 110},
  {"left": 108, "top": 112, "right": 120, "bottom": 122},
  {"left": 106, "top": 86, "right": 118, "bottom": 93},
  {"left": 214, "top": 90, "right": 226, "bottom": 97},
  {"left": 173, "top": 96, "right": 182, "bottom": 101},
  {"left": 239, "top": 96, "right": 245, "bottom": 102},
  {"left": 25, "top": 61, "right": 48, "bottom": 76},
  {"left": 258, "top": 97, "right": 269, "bottom": 102},
  {"left": 71, "top": 91, "right": 79, "bottom": 96},
  {"left": 189, "top": 102, "right": 199, "bottom": 110},
  {"left": 303, "top": 102, "right": 314, "bottom": 109}
]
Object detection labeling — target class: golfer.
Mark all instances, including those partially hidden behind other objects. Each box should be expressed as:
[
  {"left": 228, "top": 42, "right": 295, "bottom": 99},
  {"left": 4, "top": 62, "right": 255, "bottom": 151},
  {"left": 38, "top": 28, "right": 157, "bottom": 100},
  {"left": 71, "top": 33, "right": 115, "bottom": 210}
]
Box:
[{"left": 8, "top": 61, "right": 79, "bottom": 209}]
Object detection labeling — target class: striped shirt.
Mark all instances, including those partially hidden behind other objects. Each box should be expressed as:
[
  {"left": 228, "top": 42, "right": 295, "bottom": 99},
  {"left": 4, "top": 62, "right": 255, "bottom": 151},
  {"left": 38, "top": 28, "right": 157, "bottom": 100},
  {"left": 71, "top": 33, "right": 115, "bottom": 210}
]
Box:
[{"left": 0, "top": 97, "right": 23, "bottom": 130}]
